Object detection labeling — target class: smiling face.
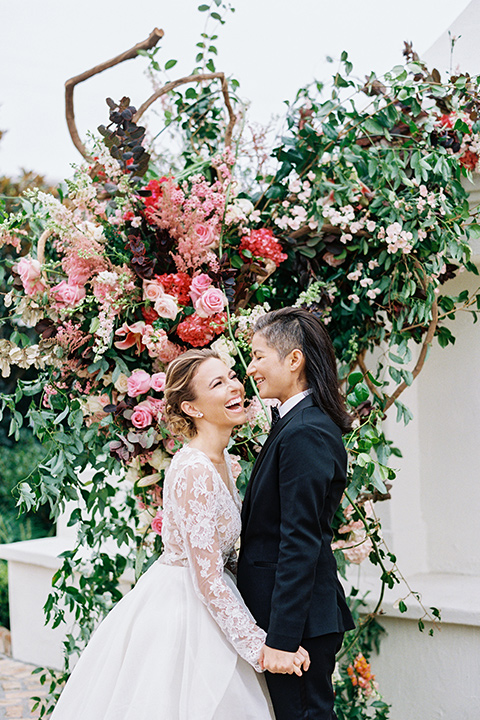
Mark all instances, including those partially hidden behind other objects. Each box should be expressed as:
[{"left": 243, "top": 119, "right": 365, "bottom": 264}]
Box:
[
  {"left": 247, "top": 332, "right": 306, "bottom": 404},
  {"left": 182, "top": 357, "right": 247, "bottom": 430}
]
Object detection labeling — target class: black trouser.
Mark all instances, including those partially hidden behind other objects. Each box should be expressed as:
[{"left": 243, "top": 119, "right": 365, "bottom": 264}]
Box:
[{"left": 265, "top": 632, "right": 343, "bottom": 720}]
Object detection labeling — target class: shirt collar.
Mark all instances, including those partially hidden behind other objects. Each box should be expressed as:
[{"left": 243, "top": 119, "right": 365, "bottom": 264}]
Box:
[{"left": 278, "top": 389, "right": 312, "bottom": 418}]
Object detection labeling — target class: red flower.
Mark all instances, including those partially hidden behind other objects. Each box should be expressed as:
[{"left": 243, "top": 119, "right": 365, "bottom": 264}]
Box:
[
  {"left": 142, "top": 177, "right": 170, "bottom": 219},
  {"left": 439, "top": 113, "right": 454, "bottom": 129},
  {"left": 142, "top": 306, "right": 160, "bottom": 324},
  {"left": 176, "top": 312, "right": 226, "bottom": 347},
  {"left": 240, "top": 228, "right": 287, "bottom": 267},
  {"left": 459, "top": 149, "right": 478, "bottom": 171},
  {"left": 156, "top": 272, "right": 192, "bottom": 306}
]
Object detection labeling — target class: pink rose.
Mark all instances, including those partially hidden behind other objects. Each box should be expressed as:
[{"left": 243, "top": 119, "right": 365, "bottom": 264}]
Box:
[
  {"left": 130, "top": 403, "right": 154, "bottom": 429},
  {"left": 151, "top": 509, "right": 163, "bottom": 535},
  {"left": 127, "top": 370, "right": 152, "bottom": 397},
  {"left": 189, "top": 273, "right": 212, "bottom": 303},
  {"left": 137, "top": 397, "right": 163, "bottom": 418},
  {"left": 51, "top": 280, "right": 86, "bottom": 307},
  {"left": 154, "top": 293, "right": 179, "bottom": 320},
  {"left": 193, "top": 223, "right": 218, "bottom": 249},
  {"left": 143, "top": 279, "right": 165, "bottom": 303},
  {"left": 16, "top": 256, "right": 46, "bottom": 297},
  {"left": 150, "top": 372, "right": 166, "bottom": 392},
  {"left": 195, "top": 287, "right": 227, "bottom": 318}
]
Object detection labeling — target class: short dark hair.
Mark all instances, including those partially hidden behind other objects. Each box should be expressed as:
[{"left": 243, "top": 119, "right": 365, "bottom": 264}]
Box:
[{"left": 253, "top": 307, "right": 352, "bottom": 434}]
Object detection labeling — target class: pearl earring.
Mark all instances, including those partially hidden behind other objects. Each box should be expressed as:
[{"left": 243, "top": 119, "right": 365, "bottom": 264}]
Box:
[{"left": 197, "top": 412, "right": 203, "bottom": 418}]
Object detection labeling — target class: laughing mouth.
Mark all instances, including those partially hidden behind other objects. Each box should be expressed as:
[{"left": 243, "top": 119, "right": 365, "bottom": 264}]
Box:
[{"left": 225, "top": 396, "right": 244, "bottom": 411}]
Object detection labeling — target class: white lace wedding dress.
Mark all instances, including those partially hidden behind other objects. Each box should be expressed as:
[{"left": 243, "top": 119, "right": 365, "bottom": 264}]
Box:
[{"left": 51, "top": 445, "right": 274, "bottom": 720}]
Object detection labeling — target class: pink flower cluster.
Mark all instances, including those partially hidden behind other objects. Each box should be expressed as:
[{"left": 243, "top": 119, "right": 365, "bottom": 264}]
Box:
[
  {"left": 127, "top": 369, "right": 166, "bottom": 397},
  {"left": 143, "top": 175, "right": 227, "bottom": 272},
  {"left": 380, "top": 222, "right": 414, "bottom": 255},
  {"left": 57, "top": 229, "right": 110, "bottom": 286},
  {"left": 332, "top": 502, "right": 374, "bottom": 565},
  {"left": 114, "top": 321, "right": 182, "bottom": 363}
]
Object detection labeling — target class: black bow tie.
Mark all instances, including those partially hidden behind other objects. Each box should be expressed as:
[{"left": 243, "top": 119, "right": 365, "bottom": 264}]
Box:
[{"left": 270, "top": 405, "right": 281, "bottom": 429}]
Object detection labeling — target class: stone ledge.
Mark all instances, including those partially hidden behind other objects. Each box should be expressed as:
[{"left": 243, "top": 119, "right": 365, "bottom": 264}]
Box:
[
  {"left": 0, "top": 537, "right": 135, "bottom": 583},
  {"left": 345, "top": 570, "right": 480, "bottom": 627},
  {"left": 0, "top": 537, "right": 74, "bottom": 571}
]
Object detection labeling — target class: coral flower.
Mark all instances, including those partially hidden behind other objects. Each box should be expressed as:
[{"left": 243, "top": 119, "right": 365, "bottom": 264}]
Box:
[{"left": 114, "top": 321, "right": 146, "bottom": 354}]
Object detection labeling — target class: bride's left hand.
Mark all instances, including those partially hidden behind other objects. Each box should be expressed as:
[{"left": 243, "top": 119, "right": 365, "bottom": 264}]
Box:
[{"left": 259, "top": 645, "right": 310, "bottom": 676}]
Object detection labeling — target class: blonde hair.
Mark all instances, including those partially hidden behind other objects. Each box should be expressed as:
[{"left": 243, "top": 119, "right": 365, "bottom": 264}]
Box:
[{"left": 164, "top": 348, "right": 220, "bottom": 439}]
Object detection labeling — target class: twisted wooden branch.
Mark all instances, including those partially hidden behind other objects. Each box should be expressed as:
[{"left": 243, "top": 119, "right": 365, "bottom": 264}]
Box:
[
  {"left": 134, "top": 72, "right": 237, "bottom": 147},
  {"left": 37, "top": 228, "right": 53, "bottom": 266},
  {"left": 357, "top": 258, "right": 439, "bottom": 412},
  {"left": 65, "top": 28, "right": 237, "bottom": 160},
  {"left": 383, "top": 299, "right": 438, "bottom": 411},
  {"left": 65, "top": 28, "right": 164, "bottom": 160}
]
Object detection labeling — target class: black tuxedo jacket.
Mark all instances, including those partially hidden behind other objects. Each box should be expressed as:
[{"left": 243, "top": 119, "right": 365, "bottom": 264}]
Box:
[{"left": 237, "top": 395, "right": 355, "bottom": 652}]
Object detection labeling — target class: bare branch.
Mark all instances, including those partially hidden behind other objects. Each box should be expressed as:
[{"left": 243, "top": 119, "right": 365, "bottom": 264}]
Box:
[
  {"left": 65, "top": 28, "right": 164, "bottom": 159},
  {"left": 37, "top": 228, "right": 53, "bottom": 266},
  {"left": 384, "top": 299, "right": 438, "bottom": 411},
  {"left": 356, "top": 258, "right": 439, "bottom": 411},
  {"left": 134, "top": 72, "right": 237, "bottom": 146}
]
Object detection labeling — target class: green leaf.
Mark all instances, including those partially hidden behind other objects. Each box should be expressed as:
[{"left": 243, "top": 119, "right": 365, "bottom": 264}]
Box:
[
  {"left": 53, "top": 406, "right": 69, "bottom": 425},
  {"left": 135, "top": 547, "right": 147, "bottom": 582},
  {"left": 388, "top": 366, "right": 402, "bottom": 383},
  {"left": 164, "top": 59, "right": 178, "bottom": 70},
  {"left": 354, "top": 382, "right": 369, "bottom": 403},
  {"left": 347, "top": 371, "right": 363, "bottom": 388},
  {"left": 230, "top": 254, "right": 243, "bottom": 269},
  {"left": 367, "top": 371, "right": 383, "bottom": 388},
  {"left": 467, "top": 223, "right": 480, "bottom": 239},
  {"left": 198, "top": 3, "right": 209, "bottom": 10}
]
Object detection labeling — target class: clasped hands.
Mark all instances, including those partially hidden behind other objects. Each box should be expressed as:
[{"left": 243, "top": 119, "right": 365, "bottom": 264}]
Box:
[{"left": 259, "top": 644, "right": 310, "bottom": 676}]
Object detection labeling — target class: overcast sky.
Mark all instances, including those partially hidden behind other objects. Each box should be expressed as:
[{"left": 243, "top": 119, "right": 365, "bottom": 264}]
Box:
[{"left": 0, "top": 0, "right": 472, "bottom": 181}]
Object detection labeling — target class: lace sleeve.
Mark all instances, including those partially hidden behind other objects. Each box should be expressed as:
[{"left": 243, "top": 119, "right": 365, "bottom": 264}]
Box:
[{"left": 171, "top": 459, "right": 266, "bottom": 670}]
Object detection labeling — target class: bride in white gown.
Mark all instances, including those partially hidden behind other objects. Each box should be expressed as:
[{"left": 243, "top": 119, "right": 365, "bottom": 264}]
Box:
[{"left": 50, "top": 349, "right": 308, "bottom": 720}]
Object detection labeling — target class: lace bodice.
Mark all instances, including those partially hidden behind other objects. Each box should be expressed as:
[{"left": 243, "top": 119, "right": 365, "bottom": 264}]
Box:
[{"left": 159, "top": 445, "right": 266, "bottom": 670}]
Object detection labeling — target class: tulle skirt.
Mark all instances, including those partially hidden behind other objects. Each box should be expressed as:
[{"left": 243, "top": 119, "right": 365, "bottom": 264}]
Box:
[{"left": 50, "top": 561, "right": 274, "bottom": 720}]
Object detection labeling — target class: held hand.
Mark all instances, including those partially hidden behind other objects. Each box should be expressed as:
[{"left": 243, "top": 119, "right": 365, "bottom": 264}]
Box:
[
  {"left": 260, "top": 645, "right": 310, "bottom": 676},
  {"left": 295, "top": 645, "right": 311, "bottom": 672}
]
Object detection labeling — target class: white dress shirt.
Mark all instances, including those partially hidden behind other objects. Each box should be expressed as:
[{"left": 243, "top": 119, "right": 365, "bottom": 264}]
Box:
[{"left": 278, "top": 388, "right": 312, "bottom": 418}]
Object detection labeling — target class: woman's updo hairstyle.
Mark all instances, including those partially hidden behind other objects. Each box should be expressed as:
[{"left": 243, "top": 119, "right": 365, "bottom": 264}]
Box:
[{"left": 164, "top": 348, "right": 220, "bottom": 439}]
